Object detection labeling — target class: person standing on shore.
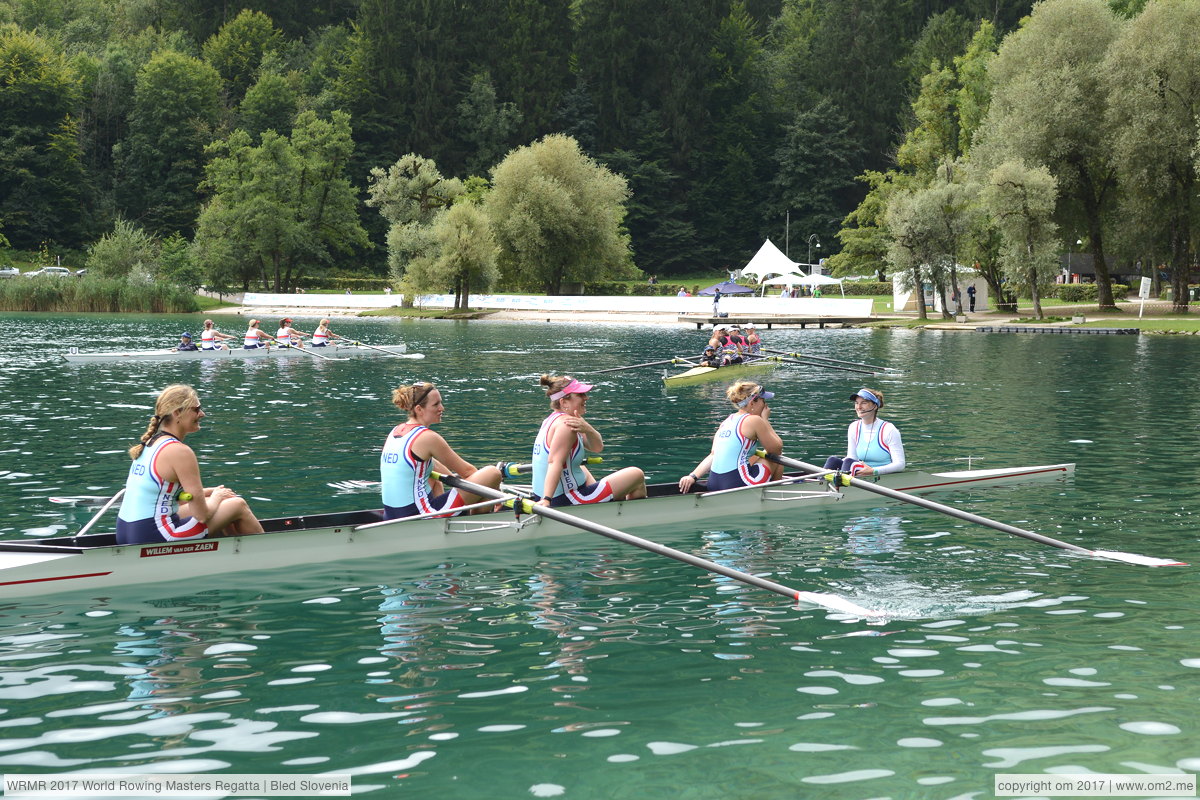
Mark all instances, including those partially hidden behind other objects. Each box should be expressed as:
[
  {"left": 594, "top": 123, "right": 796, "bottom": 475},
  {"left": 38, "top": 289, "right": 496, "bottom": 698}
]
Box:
[{"left": 713, "top": 287, "right": 723, "bottom": 316}]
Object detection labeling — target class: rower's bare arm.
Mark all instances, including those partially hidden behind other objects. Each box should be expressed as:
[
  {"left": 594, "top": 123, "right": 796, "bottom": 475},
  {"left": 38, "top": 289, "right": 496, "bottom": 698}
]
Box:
[
  {"left": 161, "top": 445, "right": 211, "bottom": 524},
  {"left": 566, "top": 412, "right": 604, "bottom": 452},
  {"left": 679, "top": 453, "right": 714, "bottom": 493},
  {"left": 755, "top": 418, "right": 784, "bottom": 456},
  {"left": 428, "top": 435, "right": 475, "bottom": 478}
]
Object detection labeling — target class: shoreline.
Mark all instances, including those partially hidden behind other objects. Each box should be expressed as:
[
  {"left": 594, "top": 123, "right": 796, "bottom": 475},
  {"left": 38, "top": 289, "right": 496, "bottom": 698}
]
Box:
[{"left": 209, "top": 306, "right": 700, "bottom": 325}]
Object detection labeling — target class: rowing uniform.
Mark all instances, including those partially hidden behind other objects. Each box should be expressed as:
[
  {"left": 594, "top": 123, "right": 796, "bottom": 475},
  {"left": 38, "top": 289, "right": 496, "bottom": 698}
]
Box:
[
  {"left": 311, "top": 327, "right": 330, "bottom": 347},
  {"left": 706, "top": 412, "right": 770, "bottom": 491},
  {"left": 531, "top": 411, "right": 613, "bottom": 506},
  {"left": 201, "top": 329, "right": 218, "bottom": 350},
  {"left": 824, "top": 418, "right": 905, "bottom": 476},
  {"left": 244, "top": 328, "right": 265, "bottom": 349},
  {"left": 380, "top": 423, "right": 464, "bottom": 520},
  {"left": 744, "top": 334, "right": 761, "bottom": 355},
  {"left": 115, "top": 435, "right": 207, "bottom": 545},
  {"left": 276, "top": 327, "right": 298, "bottom": 347},
  {"left": 719, "top": 335, "right": 743, "bottom": 364}
]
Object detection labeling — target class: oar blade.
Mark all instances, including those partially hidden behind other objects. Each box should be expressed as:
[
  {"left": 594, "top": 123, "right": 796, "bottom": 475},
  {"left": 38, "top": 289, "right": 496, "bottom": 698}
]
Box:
[
  {"left": 796, "top": 590, "right": 886, "bottom": 617},
  {"left": 1089, "top": 549, "right": 1188, "bottom": 567}
]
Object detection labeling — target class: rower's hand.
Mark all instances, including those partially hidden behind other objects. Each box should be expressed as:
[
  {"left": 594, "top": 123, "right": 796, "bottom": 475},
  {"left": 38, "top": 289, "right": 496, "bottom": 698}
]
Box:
[
  {"left": 536, "top": 498, "right": 551, "bottom": 507},
  {"left": 562, "top": 412, "right": 595, "bottom": 434},
  {"left": 678, "top": 474, "right": 697, "bottom": 493},
  {"left": 856, "top": 464, "right": 874, "bottom": 476}
]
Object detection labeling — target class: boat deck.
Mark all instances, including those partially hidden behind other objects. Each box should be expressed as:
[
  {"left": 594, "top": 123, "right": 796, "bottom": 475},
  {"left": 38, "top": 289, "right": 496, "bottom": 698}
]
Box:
[{"left": 679, "top": 315, "right": 873, "bottom": 330}]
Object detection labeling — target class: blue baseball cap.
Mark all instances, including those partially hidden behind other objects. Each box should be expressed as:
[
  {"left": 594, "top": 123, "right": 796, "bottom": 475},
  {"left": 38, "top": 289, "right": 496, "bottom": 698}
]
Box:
[{"left": 180, "top": 332, "right": 192, "bottom": 338}]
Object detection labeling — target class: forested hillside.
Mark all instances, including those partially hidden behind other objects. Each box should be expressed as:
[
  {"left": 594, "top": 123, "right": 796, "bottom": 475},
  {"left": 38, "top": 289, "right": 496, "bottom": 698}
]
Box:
[{"left": 0, "top": 0, "right": 1035, "bottom": 281}]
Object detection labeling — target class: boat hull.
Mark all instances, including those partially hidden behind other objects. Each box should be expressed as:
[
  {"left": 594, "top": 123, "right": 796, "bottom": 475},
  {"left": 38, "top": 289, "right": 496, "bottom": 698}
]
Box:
[
  {"left": 0, "top": 463, "right": 1074, "bottom": 598},
  {"left": 663, "top": 357, "right": 781, "bottom": 387},
  {"left": 61, "top": 343, "right": 411, "bottom": 363}
]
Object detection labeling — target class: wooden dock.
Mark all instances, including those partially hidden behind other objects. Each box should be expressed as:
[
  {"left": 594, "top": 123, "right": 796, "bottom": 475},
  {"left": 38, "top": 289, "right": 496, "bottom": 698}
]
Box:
[{"left": 679, "top": 315, "right": 873, "bottom": 330}]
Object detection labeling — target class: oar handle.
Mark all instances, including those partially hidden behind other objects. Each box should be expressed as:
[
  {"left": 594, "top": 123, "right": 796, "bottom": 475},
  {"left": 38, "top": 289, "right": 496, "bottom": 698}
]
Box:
[
  {"left": 497, "top": 457, "right": 602, "bottom": 477},
  {"left": 433, "top": 471, "right": 881, "bottom": 617}
]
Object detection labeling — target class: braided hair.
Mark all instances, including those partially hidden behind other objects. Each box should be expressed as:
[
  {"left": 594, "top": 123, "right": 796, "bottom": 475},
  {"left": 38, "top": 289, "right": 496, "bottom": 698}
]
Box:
[{"left": 128, "top": 384, "right": 199, "bottom": 460}]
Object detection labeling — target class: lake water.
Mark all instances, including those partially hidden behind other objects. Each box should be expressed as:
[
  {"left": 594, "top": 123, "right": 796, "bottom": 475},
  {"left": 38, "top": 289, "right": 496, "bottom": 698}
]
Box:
[{"left": 0, "top": 313, "right": 1197, "bottom": 799}]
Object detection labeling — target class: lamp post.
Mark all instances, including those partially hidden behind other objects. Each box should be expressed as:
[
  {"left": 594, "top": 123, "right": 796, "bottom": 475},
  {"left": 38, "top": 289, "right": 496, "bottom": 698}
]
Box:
[
  {"left": 785, "top": 210, "right": 790, "bottom": 257},
  {"left": 807, "top": 234, "right": 821, "bottom": 270}
]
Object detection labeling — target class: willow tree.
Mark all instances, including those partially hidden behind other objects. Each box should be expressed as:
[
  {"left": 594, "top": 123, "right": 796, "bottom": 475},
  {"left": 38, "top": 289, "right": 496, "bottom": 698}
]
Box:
[
  {"left": 974, "top": 0, "right": 1123, "bottom": 309},
  {"left": 982, "top": 161, "right": 1059, "bottom": 320},
  {"left": 1104, "top": 0, "right": 1200, "bottom": 312},
  {"left": 486, "top": 134, "right": 633, "bottom": 294}
]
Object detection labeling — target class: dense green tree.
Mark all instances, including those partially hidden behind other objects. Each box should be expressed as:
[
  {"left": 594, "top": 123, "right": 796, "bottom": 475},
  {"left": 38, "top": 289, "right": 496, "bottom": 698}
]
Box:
[
  {"left": 85, "top": 217, "right": 156, "bottom": 278},
  {"left": 486, "top": 134, "right": 634, "bottom": 294},
  {"left": 194, "top": 110, "right": 367, "bottom": 291},
  {"left": 981, "top": 160, "right": 1059, "bottom": 318},
  {"left": 771, "top": 101, "right": 861, "bottom": 264},
  {"left": 202, "top": 9, "right": 283, "bottom": 104},
  {"left": 456, "top": 73, "right": 523, "bottom": 178},
  {"left": 1104, "top": 0, "right": 1200, "bottom": 312},
  {"left": 0, "top": 25, "right": 90, "bottom": 250},
  {"left": 975, "top": 0, "right": 1123, "bottom": 308},
  {"left": 239, "top": 70, "right": 298, "bottom": 140},
  {"left": 490, "top": 0, "right": 572, "bottom": 142},
  {"left": 113, "top": 49, "right": 222, "bottom": 236}
]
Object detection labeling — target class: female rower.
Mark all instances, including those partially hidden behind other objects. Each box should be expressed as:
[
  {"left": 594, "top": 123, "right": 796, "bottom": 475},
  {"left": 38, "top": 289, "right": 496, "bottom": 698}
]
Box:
[
  {"left": 743, "top": 323, "right": 762, "bottom": 355},
  {"left": 532, "top": 375, "right": 647, "bottom": 507},
  {"left": 200, "top": 319, "right": 234, "bottom": 351},
  {"left": 243, "top": 319, "right": 273, "bottom": 349},
  {"left": 312, "top": 319, "right": 344, "bottom": 347},
  {"left": 381, "top": 382, "right": 503, "bottom": 520},
  {"left": 275, "top": 317, "right": 308, "bottom": 348},
  {"left": 678, "top": 380, "right": 784, "bottom": 493},
  {"left": 116, "top": 384, "right": 263, "bottom": 544},
  {"left": 823, "top": 387, "right": 905, "bottom": 477}
]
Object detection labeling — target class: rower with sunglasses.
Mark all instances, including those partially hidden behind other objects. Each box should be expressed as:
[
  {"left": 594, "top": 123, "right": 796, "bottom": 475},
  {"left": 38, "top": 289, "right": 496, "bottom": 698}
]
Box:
[
  {"left": 678, "top": 380, "right": 784, "bottom": 493},
  {"left": 380, "top": 381, "right": 503, "bottom": 520},
  {"left": 116, "top": 384, "right": 263, "bottom": 544}
]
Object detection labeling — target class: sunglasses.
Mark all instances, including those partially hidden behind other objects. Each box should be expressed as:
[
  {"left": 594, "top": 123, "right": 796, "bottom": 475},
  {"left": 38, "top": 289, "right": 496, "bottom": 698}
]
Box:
[{"left": 412, "top": 382, "right": 435, "bottom": 406}]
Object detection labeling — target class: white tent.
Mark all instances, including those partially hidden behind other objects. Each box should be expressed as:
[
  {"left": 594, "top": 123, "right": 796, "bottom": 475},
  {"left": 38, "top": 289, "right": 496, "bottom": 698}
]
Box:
[
  {"left": 759, "top": 270, "right": 809, "bottom": 296},
  {"left": 740, "top": 239, "right": 802, "bottom": 281},
  {"left": 795, "top": 273, "right": 845, "bottom": 297}
]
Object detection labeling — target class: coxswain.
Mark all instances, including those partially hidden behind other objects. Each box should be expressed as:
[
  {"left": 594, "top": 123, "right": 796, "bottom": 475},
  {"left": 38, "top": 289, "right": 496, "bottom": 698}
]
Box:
[
  {"left": 679, "top": 381, "right": 784, "bottom": 493},
  {"left": 532, "top": 375, "right": 647, "bottom": 506},
  {"left": 823, "top": 388, "right": 905, "bottom": 477},
  {"left": 116, "top": 384, "right": 262, "bottom": 544},
  {"left": 175, "top": 332, "right": 199, "bottom": 352},
  {"left": 698, "top": 345, "right": 722, "bottom": 368},
  {"left": 243, "top": 319, "right": 273, "bottom": 349},
  {"left": 380, "top": 382, "right": 504, "bottom": 520},
  {"left": 200, "top": 319, "right": 234, "bottom": 351}
]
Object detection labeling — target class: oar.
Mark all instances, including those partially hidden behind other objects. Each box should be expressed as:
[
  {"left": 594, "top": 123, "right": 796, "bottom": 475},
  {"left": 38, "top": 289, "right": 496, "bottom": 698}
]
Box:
[
  {"left": 763, "top": 347, "right": 895, "bottom": 373},
  {"left": 327, "top": 458, "right": 604, "bottom": 491},
  {"left": 761, "top": 353, "right": 876, "bottom": 375},
  {"left": 437, "top": 472, "right": 882, "bottom": 616},
  {"left": 344, "top": 340, "right": 421, "bottom": 358},
  {"left": 588, "top": 358, "right": 700, "bottom": 374},
  {"left": 759, "top": 451, "right": 1186, "bottom": 567},
  {"left": 72, "top": 488, "right": 125, "bottom": 541}
]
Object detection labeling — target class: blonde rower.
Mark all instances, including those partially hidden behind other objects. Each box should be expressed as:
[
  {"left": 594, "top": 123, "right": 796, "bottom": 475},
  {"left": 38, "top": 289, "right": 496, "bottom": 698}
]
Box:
[
  {"left": 116, "top": 384, "right": 262, "bottom": 544},
  {"left": 380, "top": 382, "right": 503, "bottom": 520},
  {"left": 679, "top": 380, "right": 784, "bottom": 493}
]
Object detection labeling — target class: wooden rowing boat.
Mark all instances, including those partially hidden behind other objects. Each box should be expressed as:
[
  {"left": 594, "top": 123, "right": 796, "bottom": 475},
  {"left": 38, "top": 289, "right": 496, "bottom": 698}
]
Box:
[
  {"left": 663, "top": 356, "right": 781, "bottom": 386},
  {"left": 0, "top": 462, "right": 1073, "bottom": 598},
  {"left": 61, "top": 342, "right": 416, "bottom": 363}
]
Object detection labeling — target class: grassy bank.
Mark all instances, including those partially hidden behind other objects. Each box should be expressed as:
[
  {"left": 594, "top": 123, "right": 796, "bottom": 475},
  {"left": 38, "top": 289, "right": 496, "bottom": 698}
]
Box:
[
  {"left": 0, "top": 276, "right": 198, "bottom": 313},
  {"left": 359, "top": 307, "right": 496, "bottom": 319}
]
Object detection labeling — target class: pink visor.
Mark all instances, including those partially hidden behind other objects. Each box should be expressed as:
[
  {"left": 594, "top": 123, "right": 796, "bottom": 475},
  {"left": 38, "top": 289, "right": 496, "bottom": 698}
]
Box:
[{"left": 550, "top": 378, "right": 593, "bottom": 400}]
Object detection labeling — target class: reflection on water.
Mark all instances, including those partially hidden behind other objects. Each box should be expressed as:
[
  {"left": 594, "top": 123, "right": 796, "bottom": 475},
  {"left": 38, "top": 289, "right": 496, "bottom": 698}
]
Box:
[{"left": 1, "top": 314, "right": 1198, "bottom": 796}]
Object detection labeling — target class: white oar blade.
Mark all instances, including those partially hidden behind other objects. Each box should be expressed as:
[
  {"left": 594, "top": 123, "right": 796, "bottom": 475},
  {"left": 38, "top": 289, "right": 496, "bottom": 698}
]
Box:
[
  {"left": 399, "top": 353, "right": 425, "bottom": 359},
  {"left": 795, "top": 591, "right": 885, "bottom": 618},
  {"left": 1090, "top": 549, "right": 1188, "bottom": 567}
]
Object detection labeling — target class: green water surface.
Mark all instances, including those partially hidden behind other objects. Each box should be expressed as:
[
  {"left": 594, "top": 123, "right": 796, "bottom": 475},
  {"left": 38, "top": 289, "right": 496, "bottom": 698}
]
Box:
[{"left": 0, "top": 313, "right": 1197, "bottom": 799}]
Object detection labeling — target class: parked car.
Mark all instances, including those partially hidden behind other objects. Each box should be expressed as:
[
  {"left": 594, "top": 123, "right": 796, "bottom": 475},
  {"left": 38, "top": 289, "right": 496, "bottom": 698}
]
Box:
[
  {"left": 0, "top": 265, "right": 19, "bottom": 278},
  {"left": 24, "top": 266, "right": 74, "bottom": 278}
]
